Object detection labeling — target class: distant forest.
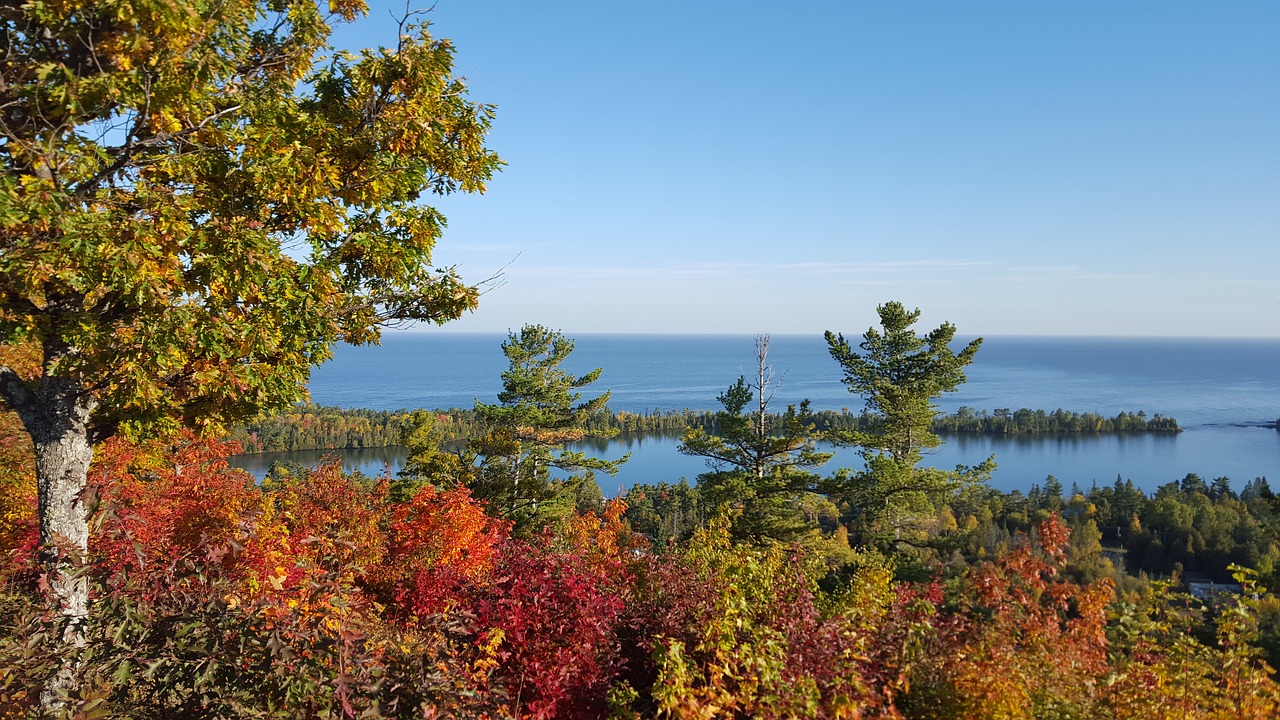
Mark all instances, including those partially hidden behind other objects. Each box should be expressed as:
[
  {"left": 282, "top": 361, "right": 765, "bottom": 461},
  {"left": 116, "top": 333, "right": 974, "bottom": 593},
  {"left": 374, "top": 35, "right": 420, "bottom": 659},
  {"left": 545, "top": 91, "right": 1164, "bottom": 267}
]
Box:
[{"left": 229, "top": 403, "right": 1181, "bottom": 454}]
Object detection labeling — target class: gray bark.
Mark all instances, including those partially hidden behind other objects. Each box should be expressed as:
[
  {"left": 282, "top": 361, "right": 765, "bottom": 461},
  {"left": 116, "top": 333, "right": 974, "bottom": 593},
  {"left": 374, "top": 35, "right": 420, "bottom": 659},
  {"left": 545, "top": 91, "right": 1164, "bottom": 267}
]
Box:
[
  {"left": 0, "top": 366, "right": 96, "bottom": 709},
  {"left": 31, "top": 385, "right": 94, "bottom": 621},
  {"left": 752, "top": 334, "right": 776, "bottom": 480}
]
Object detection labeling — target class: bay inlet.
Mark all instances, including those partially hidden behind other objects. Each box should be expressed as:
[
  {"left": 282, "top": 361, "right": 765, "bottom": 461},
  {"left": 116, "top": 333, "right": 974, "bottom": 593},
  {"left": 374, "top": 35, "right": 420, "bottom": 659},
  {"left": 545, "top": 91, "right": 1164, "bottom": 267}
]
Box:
[{"left": 230, "top": 334, "right": 1280, "bottom": 492}]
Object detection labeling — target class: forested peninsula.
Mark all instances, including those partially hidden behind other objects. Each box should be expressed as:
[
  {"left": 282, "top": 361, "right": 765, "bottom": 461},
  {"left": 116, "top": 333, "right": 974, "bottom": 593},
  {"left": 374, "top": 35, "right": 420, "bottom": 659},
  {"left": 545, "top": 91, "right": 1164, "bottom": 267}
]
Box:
[{"left": 228, "top": 403, "right": 1181, "bottom": 454}]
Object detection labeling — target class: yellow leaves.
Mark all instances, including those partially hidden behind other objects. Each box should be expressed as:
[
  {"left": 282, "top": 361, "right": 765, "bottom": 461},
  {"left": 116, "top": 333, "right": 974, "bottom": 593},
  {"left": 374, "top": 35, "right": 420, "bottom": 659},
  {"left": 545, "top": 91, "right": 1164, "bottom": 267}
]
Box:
[
  {"left": 837, "top": 552, "right": 899, "bottom": 628},
  {"left": 471, "top": 627, "right": 504, "bottom": 682},
  {"left": 2, "top": 0, "right": 497, "bottom": 450},
  {"left": 149, "top": 111, "right": 184, "bottom": 135},
  {"left": 560, "top": 498, "right": 640, "bottom": 568},
  {"left": 328, "top": 0, "right": 369, "bottom": 23},
  {"left": 268, "top": 566, "right": 289, "bottom": 592},
  {"left": 828, "top": 694, "right": 865, "bottom": 720},
  {"left": 0, "top": 467, "right": 36, "bottom": 552}
]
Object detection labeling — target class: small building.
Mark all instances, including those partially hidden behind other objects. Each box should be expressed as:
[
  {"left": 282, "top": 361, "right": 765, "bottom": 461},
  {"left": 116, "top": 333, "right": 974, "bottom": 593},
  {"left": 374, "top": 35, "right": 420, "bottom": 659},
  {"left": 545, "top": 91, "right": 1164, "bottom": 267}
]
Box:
[{"left": 1186, "top": 581, "right": 1244, "bottom": 602}]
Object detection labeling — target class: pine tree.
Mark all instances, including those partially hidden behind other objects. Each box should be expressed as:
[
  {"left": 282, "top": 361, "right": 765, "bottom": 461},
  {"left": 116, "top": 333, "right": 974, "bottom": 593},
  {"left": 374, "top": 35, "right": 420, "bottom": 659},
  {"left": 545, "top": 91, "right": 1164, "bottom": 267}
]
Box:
[
  {"left": 824, "top": 302, "right": 989, "bottom": 547},
  {"left": 679, "top": 335, "right": 831, "bottom": 542},
  {"left": 468, "top": 325, "right": 627, "bottom": 529}
]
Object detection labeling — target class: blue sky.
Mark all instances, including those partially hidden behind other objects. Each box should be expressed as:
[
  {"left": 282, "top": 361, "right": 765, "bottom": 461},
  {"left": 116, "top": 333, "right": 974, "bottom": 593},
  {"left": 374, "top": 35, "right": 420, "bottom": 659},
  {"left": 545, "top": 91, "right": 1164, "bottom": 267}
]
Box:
[{"left": 336, "top": 1, "right": 1278, "bottom": 337}]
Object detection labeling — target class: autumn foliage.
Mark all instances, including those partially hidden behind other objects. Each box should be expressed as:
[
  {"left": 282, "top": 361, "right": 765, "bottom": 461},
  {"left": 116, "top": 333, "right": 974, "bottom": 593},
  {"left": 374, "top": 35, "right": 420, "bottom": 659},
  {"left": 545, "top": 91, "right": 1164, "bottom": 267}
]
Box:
[
  {"left": 3, "top": 434, "right": 1280, "bottom": 718},
  {"left": 375, "top": 483, "right": 508, "bottom": 618},
  {"left": 0, "top": 409, "right": 35, "bottom": 575}
]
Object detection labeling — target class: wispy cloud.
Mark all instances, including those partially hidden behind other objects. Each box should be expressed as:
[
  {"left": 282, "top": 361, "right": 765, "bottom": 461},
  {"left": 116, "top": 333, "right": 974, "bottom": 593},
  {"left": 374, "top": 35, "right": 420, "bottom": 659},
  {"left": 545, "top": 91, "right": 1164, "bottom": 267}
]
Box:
[
  {"left": 999, "top": 264, "right": 1277, "bottom": 286},
  {"left": 505, "top": 258, "right": 992, "bottom": 281}
]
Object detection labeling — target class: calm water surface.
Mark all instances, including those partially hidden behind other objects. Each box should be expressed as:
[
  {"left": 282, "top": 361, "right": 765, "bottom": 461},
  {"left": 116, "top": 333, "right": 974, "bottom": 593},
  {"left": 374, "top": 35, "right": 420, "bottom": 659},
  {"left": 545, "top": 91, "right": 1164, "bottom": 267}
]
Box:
[
  {"left": 230, "top": 334, "right": 1280, "bottom": 492},
  {"left": 304, "top": 334, "right": 1280, "bottom": 426}
]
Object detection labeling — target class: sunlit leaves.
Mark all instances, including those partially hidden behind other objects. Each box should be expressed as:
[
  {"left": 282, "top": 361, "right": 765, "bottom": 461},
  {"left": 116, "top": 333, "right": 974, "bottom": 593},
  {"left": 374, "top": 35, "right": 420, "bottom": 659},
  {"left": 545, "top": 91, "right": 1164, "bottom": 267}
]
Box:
[
  {"left": 1, "top": 0, "right": 500, "bottom": 444},
  {"left": 457, "top": 326, "right": 626, "bottom": 529},
  {"left": 373, "top": 484, "right": 508, "bottom": 618},
  {"left": 906, "top": 516, "right": 1114, "bottom": 719},
  {"left": 6, "top": 424, "right": 1280, "bottom": 716}
]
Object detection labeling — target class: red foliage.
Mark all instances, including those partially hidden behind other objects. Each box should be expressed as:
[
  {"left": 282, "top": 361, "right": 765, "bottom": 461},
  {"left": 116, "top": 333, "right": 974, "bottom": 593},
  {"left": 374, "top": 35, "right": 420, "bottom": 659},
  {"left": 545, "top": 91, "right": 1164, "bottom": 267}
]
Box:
[
  {"left": 613, "top": 551, "right": 723, "bottom": 705},
  {"left": 38, "top": 429, "right": 1277, "bottom": 718},
  {"left": 371, "top": 484, "right": 509, "bottom": 617},
  {"left": 90, "top": 433, "right": 267, "bottom": 590},
  {"left": 907, "top": 515, "right": 1114, "bottom": 717},
  {"left": 267, "top": 460, "right": 390, "bottom": 573},
  {"left": 769, "top": 557, "right": 897, "bottom": 711},
  {"left": 469, "top": 536, "right": 630, "bottom": 720},
  {"left": 0, "top": 411, "right": 37, "bottom": 582}
]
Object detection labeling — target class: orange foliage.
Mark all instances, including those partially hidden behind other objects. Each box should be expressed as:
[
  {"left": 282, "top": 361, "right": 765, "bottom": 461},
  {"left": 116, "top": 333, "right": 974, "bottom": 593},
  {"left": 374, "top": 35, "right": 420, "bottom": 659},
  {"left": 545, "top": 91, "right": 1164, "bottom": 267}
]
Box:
[
  {"left": 86, "top": 433, "right": 333, "bottom": 609},
  {"left": 0, "top": 340, "right": 40, "bottom": 380},
  {"left": 912, "top": 515, "right": 1114, "bottom": 719},
  {"left": 372, "top": 484, "right": 510, "bottom": 617},
  {"left": 0, "top": 343, "right": 37, "bottom": 572},
  {"left": 559, "top": 498, "right": 644, "bottom": 569},
  {"left": 9, "top": 424, "right": 1280, "bottom": 717},
  {"left": 266, "top": 461, "right": 390, "bottom": 573},
  {"left": 90, "top": 433, "right": 265, "bottom": 576},
  {"left": 0, "top": 410, "right": 35, "bottom": 571}
]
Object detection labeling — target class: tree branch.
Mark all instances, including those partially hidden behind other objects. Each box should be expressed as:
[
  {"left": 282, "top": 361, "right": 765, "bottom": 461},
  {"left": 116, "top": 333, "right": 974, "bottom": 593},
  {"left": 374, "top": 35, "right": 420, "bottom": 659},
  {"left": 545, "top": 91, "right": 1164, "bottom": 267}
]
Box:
[
  {"left": 0, "top": 364, "right": 37, "bottom": 415},
  {"left": 72, "top": 102, "right": 244, "bottom": 198}
]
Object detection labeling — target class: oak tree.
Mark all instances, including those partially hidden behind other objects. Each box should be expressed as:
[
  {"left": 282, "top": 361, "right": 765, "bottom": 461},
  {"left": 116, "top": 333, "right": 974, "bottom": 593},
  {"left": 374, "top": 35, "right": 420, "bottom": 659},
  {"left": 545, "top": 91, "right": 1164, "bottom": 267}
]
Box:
[{"left": 0, "top": 0, "right": 500, "bottom": 688}]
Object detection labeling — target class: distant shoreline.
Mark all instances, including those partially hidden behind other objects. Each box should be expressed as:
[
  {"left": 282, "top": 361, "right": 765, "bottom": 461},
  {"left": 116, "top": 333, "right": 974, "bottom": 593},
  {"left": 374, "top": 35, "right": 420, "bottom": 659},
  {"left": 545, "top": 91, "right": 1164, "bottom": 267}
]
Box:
[{"left": 227, "top": 404, "right": 1187, "bottom": 456}]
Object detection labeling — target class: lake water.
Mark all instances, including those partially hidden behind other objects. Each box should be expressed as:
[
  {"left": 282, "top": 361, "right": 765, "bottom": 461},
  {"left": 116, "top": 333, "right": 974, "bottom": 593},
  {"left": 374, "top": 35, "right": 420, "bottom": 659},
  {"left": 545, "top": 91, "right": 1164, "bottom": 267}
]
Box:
[{"left": 229, "top": 334, "right": 1280, "bottom": 493}]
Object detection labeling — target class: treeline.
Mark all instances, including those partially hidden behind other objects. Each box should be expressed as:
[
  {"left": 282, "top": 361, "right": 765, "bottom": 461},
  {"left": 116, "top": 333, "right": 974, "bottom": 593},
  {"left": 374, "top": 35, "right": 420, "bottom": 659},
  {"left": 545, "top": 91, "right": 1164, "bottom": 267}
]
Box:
[
  {"left": 624, "top": 469, "right": 1280, "bottom": 639},
  {"left": 932, "top": 406, "right": 1180, "bottom": 433},
  {"left": 230, "top": 403, "right": 1181, "bottom": 453},
  {"left": 228, "top": 404, "right": 415, "bottom": 453},
  {"left": 937, "top": 472, "right": 1280, "bottom": 588},
  {"left": 229, "top": 406, "right": 718, "bottom": 453},
  {"left": 558, "top": 406, "right": 1180, "bottom": 437}
]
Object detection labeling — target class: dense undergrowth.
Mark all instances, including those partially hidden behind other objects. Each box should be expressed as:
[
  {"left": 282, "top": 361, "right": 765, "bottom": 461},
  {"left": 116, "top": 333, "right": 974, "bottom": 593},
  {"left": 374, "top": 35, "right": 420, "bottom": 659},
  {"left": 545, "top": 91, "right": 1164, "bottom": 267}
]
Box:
[{"left": 3, "top": 432, "right": 1280, "bottom": 719}]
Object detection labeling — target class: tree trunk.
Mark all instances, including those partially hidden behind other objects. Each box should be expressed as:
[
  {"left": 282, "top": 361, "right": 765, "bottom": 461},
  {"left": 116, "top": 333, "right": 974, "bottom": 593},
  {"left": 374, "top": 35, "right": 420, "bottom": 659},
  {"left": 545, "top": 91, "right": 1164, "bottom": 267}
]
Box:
[
  {"left": 754, "top": 334, "right": 771, "bottom": 480},
  {"left": 32, "top": 393, "right": 94, "bottom": 625},
  {"left": 1, "top": 370, "right": 96, "bottom": 709},
  {"left": 35, "top": 411, "right": 94, "bottom": 709}
]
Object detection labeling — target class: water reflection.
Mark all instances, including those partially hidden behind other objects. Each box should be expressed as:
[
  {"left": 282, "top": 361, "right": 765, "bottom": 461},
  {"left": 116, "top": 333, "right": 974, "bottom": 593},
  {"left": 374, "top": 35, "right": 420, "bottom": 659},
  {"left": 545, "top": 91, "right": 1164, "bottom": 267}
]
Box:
[
  {"left": 228, "top": 446, "right": 409, "bottom": 481},
  {"left": 229, "top": 426, "right": 1279, "bottom": 495}
]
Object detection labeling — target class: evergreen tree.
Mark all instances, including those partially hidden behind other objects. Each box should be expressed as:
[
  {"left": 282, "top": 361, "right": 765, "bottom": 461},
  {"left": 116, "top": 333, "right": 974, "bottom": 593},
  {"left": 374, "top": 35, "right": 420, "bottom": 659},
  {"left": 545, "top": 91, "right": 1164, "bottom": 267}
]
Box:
[
  {"left": 1042, "top": 475, "right": 1065, "bottom": 511},
  {"left": 394, "top": 410, "right": 473, "bottom": 502},
  {"left": 824, "top": 302, "right": 989, "bottom": 547},
  {"left": 466, "top": 325, "right": 627, "bottom": 529},
  {"left": 679, "top": 335, "right": 832, "bottom": 543},
  {"left": 1181, "top": 473, "right": 1210, "bottom": 496},
  {"left": 1210, "top": 476, "right": 1235, "bottom": 501},
  {"left": 624, "top": 479, "right": 706, "bottom": 544},
  {"left": 1242, "top": 477, "right": 1274, "bottom": 503}
]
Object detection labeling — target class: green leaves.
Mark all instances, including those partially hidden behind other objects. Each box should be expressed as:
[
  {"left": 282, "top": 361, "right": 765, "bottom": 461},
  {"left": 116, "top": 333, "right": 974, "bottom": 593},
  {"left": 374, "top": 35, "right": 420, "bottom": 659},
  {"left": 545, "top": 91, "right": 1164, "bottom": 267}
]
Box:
[
  {"left": 0, "top": 6, "right": 500, "bottom": 697},
  {"left": 679, "top": 335, "right": 832, "bottom": 544},
  {"left": 1, "top": 0, "right": 500, "bottom": 438},
  {"left": 463, "top": 326, "right": 626, "bottom": 529}
]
